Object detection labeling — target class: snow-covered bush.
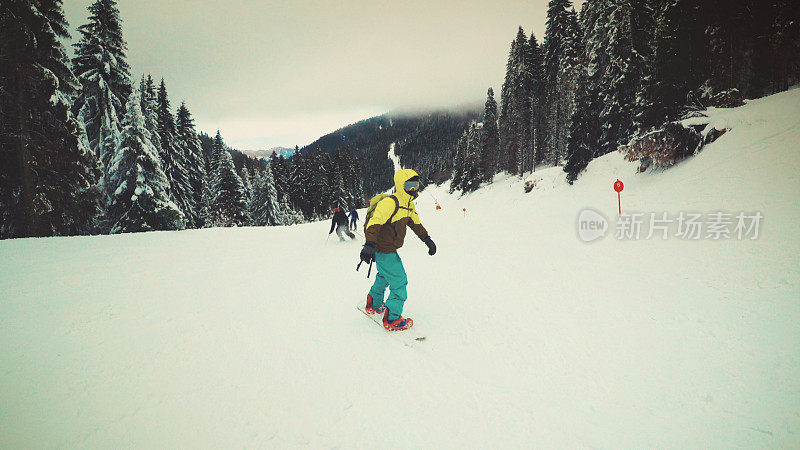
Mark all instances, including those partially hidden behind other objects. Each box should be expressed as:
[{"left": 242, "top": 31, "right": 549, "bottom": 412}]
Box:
[
  {"left": 707, "top": 89, "right": 745, "bottom": 109},
  {"left": 690, "top": 84, "right": 745, "bottom": 110},
  {"left": 620, "top": 123, "right": 703, "bottom": 172},
  {"left": 704, "top": 127, "right": 728, "bottom": 145},
  {"left": 524, "top": 179, "right": 540, "bottom": 193}
]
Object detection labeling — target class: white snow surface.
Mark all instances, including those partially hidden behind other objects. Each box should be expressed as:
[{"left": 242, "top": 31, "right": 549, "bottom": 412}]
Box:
[
  {"left": 2, "top": 89, "right": 800, "bottom": 448},
  {"left": 388, "top": 142, "right": 402, "bottom": 173}
]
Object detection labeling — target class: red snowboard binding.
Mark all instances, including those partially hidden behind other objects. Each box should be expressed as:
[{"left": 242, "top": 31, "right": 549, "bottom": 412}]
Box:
[
  {"left": 382, "top": 309, "right": 413, "bottom": 331},
  {"left": 364, "top": 294, "right": 386, "bottom": 314}
]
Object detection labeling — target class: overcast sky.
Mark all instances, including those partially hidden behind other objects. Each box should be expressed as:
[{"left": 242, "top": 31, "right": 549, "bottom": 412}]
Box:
[{"left": 63, "top": 0, "right": 584, "bottom": 149}]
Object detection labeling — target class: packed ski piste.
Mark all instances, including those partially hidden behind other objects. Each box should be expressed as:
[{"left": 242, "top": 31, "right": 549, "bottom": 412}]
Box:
[{"left": 2, "top": 89, "right": 800, "bottom": 447}]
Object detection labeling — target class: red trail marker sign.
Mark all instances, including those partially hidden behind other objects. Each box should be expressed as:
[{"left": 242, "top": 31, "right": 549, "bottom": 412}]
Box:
[{"left": 614, "top": 179, "right": 624, "bottom": 215}]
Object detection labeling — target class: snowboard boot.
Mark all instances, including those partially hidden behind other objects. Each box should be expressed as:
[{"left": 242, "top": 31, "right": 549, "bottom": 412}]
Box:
[
  {"left": 365, "top": 294, "right": 386, "bottom": 314},
  {"left": 382, "top": 308, "right": 413, "bottom": 331}
]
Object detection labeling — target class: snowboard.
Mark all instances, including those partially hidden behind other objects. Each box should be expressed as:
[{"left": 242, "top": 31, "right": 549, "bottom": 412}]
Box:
[{"left": 356, "top": 304, "right": 426, "bottom": 343}]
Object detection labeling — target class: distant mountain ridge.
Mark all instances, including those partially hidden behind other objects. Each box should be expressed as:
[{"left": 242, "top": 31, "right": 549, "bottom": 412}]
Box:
[
  {"left": 240, "top": 147, "right": 295, "bottom": 159},
  {"left": 301, "top": 106, "right": 482, "bottom": 196}
]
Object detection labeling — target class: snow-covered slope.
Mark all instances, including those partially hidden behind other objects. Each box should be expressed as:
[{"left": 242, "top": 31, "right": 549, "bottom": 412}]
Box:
[
  {"left": 2, "top": 89, "right": 799, "bottom": 448},
  {"left": 388, "top": 141, "right": 402, "bottom": 172}
]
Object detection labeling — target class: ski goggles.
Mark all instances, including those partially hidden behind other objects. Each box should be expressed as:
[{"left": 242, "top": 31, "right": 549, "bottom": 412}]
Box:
[{"left": 404, "top": 180, "right": 420, "bottom": 190}]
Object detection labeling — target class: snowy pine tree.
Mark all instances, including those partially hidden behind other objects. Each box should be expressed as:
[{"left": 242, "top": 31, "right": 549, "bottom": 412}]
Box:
[
  {"left": 139, "top": 75, "right": 162, "bottom": 160},
  {"left": 480, "top": 88, "right": 500, "bottom": 182},
  {"left": 199, "top": 176, "right": 214, "bottom": 228},
  {"left": 250, "top": 166, "right": 277, "bottom": 226},
  {"left": 289, "top": 150, "right": 316, "bottom": 219},
  {"left": 155, "top": 79, "right": 193, "bottom": 222},
  {"left": 634, "top": 0, "right": 702, "bottom": 134},
  {"left": 329, "top": 151, "right": 351, "bottom": 210},
  {"left": 704, "top": 0, "right": 755, "bottom": 98},
  {"left": 268, "top": 151, "right": 296, "bottom": 212},
  {"left": 498, "top": 38, "right": 515, "bottom": 175},
  {"left": 597, "top": 0, "right": 649, "bottom": 156},
  {"left": 565, "top": 0, "right": 650, "bottom": 182},
  {"left": 564, "top": 64, "right": 597, "bottom": 184},
  {"left": 700, "top": 0, "right": 800, "bottom": 100},
  {"left": 209, "top": 131, "right": 225, "bottom": 181},
  {"left": 499, "top": 27, "right": 535, "bottom": 175},
  {"left": 71, "top": 0, "right": 131, "bottom": 186},
  {"left": 543, "top": 0, "right": 582, "bottom": 166},
  {"left": 175, "top": 102, "right": 206, "bottom": 228},
  {"left": 105, "top": 88, "right": 184, "bottom": 233},
  {"left": 512, "top": 27, "right": 533, "bottom": 175},
  {"left": 763, "top": 0, "right": 800, "bottom": 94},
  {"left": 527, "top": 32, "right": 546, "bottom": 170},
  {"left": 450, "top": 131, "right": 467, "bottom": 194},
  {"left": 340, "top": 147, "right": 365, "bottom": 209},
  {"left": 461, "top": 124, "right": 484, "bottom": 193},
  {"left": 1, "top": 0, "right": 102, "bottom": 238},
  {"left": 268, "top": 152, "right": 303, "bottom": 225},
  {"left": 450, "top": 123, "right": 483, "bottom": 193},
  {"left": 208, "top": 149, "right": 250, "bottom": 227},
  {"left": 250, "top": 160, "right": 292, "bottom": 226},
  {"left": 307, "top": 153, "right": 330, "bottom": 217},
  {"left": 241, "top": 165, "right": 253, "bottom": 206},
  {"left": 203, "top": 130, "right": 224, "bottom": 226}
]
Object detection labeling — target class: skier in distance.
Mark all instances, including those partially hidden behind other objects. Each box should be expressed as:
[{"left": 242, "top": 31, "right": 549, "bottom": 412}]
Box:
[
  {"left": 348, "top": 208, "right": 359, "bottom": 231},
  {"left": 330, "top": 208, "right": 355, "bottom": 241}
]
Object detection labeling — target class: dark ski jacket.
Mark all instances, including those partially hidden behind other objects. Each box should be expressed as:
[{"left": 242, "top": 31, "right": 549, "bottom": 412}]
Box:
[
  {"left": 329, "top": 210, "right": 348, "bottom": 233},
  {"left": 349, "top": 210, "right": 359, "bottom": 221}
]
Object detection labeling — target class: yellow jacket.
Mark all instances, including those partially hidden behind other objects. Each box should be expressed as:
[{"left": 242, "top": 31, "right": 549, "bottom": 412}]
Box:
[{"left": 365, "top": 169, "right": 428, "bottom": 253}]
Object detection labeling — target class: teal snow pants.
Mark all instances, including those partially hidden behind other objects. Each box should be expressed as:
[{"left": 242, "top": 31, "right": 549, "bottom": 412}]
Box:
[{"left": 368, "top": 252, "right": 408, "bottom": 321}]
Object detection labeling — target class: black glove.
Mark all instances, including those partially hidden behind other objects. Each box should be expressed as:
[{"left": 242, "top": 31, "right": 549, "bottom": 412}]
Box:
[
  {"left": 422, "top": 236, "right": 436, "bottom": 256},
  {"left": 360, "top": 242, "right": 377, "bottom": 264}
]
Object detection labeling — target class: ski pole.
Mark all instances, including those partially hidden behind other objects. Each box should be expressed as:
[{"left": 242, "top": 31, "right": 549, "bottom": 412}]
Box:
[{"left": 355, "top": 259, "right": 373, "bottom": 278}]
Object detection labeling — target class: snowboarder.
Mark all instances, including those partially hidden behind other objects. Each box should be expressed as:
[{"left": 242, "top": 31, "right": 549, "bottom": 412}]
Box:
[
  {"left": 359, "top": 169, "right": 436, "bottom": 331},
  {"left": 329, "top": 208, "right": 355, "bottom": 241},
  {"left": 348, "top": 208, "right": 359, "bottom": 231}
]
